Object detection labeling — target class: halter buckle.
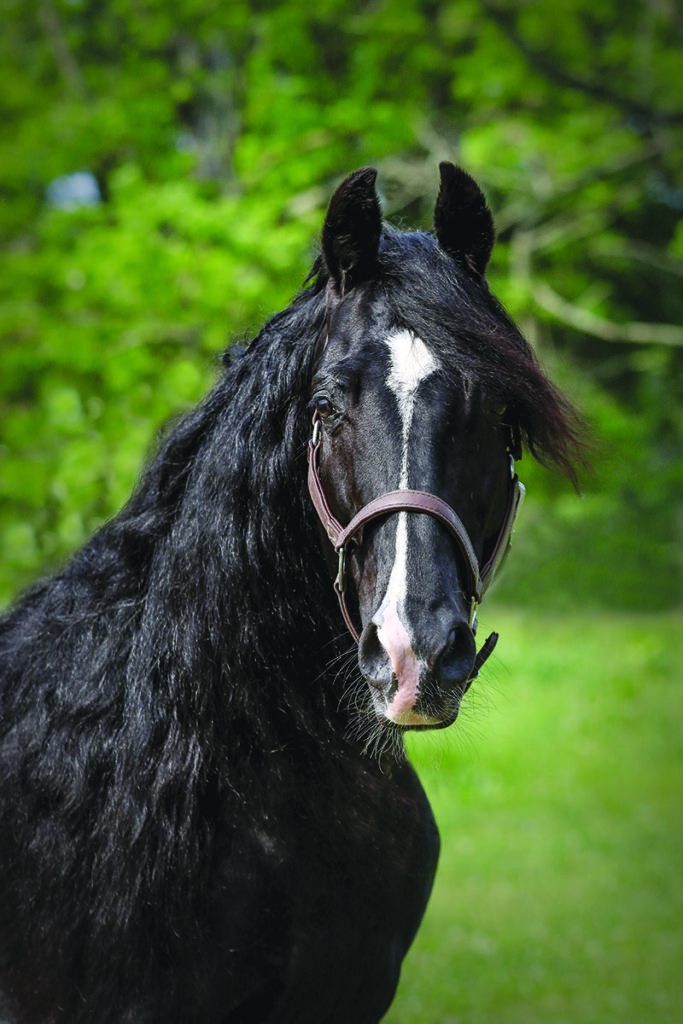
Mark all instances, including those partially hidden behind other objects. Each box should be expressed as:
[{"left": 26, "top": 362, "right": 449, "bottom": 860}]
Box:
[{"left": 312, "top": 418, "right": 321, "bottom": 446}]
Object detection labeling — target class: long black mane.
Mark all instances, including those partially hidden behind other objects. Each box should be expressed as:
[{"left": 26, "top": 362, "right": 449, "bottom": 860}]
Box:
[
  {"left": 0, "top": 208, "right": 582, "bottom": 1021},
  {"left": 0, "top": 278, "right": 342, "bottom": 1016}
]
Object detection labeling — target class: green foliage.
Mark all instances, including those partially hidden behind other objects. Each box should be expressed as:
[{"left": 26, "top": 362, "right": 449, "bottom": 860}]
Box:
[
  {"left": 390, "top": 610, "right": 683, "bottom": 1023},
  {"left": 1, "top": 0, "right": 681, "bottom": 606},
  {"left": 0, "top": 9, "right": 680, "bottom": 1017},
  {"left": 493, "top": 356, "right": 683, "bottom": 609}
]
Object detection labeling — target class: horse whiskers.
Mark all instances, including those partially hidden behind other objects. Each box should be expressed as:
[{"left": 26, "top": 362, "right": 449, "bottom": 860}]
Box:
[
  {"left": 323, "top": 642, "right": 357, "bottom": 675},
  {"left": 321, "top": 642, "right": 356, "bottom": 684},
  {"left": 327, "top": 651, "right": 382, "bottom": 747},
  {"left": 313, "top": 640, "right": 356, "bottom": 688},
  {"left": 337, "top": 679, "right": 408, "bottom": 763},
  {"left": 354, "top": 715, "right": 406, "bottom": 764}
]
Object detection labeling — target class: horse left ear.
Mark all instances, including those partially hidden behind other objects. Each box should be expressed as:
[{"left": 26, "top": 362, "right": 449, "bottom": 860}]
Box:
[
  {"left": 322, "top": 167, "right": 382, "bottom": 294},
  {"left": 433, "top": 162, "right": 495, "bottom": 278}
]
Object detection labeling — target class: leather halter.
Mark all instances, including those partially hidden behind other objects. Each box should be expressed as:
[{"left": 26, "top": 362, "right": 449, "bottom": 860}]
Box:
[{"left": 307, "top": 412, "right": 525, "bottom": 680}]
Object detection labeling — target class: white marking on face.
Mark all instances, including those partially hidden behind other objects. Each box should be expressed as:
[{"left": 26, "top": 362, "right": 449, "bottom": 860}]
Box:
[
  {"left": 374, "top": 330, "right": 439, "bottom": 722},
  {"left": 385, "top": 329, "right": 439, "bottom": 489}
]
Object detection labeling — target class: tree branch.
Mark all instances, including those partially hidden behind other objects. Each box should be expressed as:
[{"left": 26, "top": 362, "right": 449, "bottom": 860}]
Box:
[
  {"left": 38, "top": 0, "right": 86, "bottom": 99},
  {"left": 480, "top": 0, "right": 683, "bottom": 126},
  {"left": 591, "top": 239, "right": 683, "bottom": 278},
  {"left": 532, "top": 282, "right": 683, "bottom": 347}
]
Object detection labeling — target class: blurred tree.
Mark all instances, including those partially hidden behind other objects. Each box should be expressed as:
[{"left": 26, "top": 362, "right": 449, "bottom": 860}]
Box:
[{"left": 1, "top": 0, "right": 681, "bottom": 607}]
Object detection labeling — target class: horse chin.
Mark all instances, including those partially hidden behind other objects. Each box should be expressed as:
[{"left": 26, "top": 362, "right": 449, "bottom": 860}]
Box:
[{"left": 368, "top": 690, "right": 461, "bottom": 732}]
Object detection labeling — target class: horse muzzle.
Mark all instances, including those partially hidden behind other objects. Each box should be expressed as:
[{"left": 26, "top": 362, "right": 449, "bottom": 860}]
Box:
[{"left": 358, "top": 610, "right": 477, "bottom": 729}]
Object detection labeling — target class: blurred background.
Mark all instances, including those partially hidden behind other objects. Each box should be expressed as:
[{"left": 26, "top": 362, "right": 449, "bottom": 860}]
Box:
[{"left": 0, "top": 1, "right": 681, "bottom": 1021}]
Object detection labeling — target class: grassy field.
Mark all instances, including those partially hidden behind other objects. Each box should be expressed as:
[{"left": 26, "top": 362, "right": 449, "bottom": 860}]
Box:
[{"left": 384, "top": 610, "right": 682, "bottom": 1024}]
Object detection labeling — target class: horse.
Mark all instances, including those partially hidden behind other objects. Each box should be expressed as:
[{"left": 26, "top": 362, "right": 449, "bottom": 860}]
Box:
[{"left": 0, "top": 163, "right": 582, "bottom": 1024}]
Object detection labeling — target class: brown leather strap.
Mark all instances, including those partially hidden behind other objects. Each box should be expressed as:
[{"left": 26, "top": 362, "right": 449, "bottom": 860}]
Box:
[
  {"left": 336, "top": 489, "right": 481, "bottom": 602},
  {"left": 335, "top": 585, "right": 361, "bottom": 644},
  {"left": 480, "top": 470, "right": 525, "bottom": 593},
  {"left": 307, "top": 430, "right": 345, "bottom": 544},
  {"left": 308, "top": 434, "right": 482, "bottom": 603},
  {"left": 472, "top": 629, "right": 499, "bottom": 676},
  {"left": 462, "top": 630, "right": 499, "bottom": 694}
]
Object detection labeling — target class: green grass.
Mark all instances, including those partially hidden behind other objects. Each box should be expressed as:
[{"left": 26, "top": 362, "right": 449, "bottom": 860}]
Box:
[{"left": 384, "top": 610, "right": 682, "bottom": 1024}]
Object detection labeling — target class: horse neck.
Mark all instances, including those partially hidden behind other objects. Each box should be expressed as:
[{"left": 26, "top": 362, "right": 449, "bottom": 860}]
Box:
[{"left": 119, "top": 297, "right": 352, "bottom": 748}]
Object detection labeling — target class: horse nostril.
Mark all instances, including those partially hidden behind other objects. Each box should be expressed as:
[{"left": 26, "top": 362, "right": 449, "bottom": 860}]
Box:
[
  {"left": 434, "top": 623, "right": 476, "bottom": 689},
  {"left": 358, "top": 623, "right": 392, "bottom": 694}
]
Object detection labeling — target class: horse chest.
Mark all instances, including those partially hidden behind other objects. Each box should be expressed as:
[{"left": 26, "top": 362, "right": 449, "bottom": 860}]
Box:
[{"left": 206, "top": 759, "right": 439, "bottom": 1023}]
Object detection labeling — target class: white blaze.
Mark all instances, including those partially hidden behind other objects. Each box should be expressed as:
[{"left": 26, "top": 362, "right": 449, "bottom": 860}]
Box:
[
  {"left": 374, "top": 330, "right": 439, "bottom": 723},
  {"left": 385, "top": 329, "right": 440, "bottom": 488}
]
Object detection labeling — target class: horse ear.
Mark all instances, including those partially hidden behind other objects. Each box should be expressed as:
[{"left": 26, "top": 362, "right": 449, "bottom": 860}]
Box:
[
  {"left": 322, "top": 167, "right": 382, "bottom": 294},
  {"left": 433, "top": 162, "right": 495, "bottom": 277}
]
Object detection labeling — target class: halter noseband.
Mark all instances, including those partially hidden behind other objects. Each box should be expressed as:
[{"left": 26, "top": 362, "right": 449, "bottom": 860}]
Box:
[{"left": 307, "top": 411, "right": 525, "bottom": 681}]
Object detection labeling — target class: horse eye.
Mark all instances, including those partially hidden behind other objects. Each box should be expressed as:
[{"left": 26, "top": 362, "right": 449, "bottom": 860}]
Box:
[{"left": 316, "top": 397, "right": 336, "bottom": 420}]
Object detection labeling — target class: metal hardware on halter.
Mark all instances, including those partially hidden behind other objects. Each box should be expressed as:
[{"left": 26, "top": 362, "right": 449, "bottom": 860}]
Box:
[
  {"left": 468, "top": 597, "right": 478, "bottom": 631},
  {"left": 335, "top": 548, "right": 346, "bottom": 594}
]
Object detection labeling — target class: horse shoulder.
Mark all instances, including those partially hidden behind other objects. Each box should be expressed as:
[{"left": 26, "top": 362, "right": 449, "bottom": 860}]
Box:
[{"left": 204, "top": 752, "right": 439, "bottom": 1023}]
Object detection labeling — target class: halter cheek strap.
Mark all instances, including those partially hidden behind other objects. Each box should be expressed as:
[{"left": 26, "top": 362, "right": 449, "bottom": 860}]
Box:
[{"left": 307, "top": 412, "right": 525, "bottom": 681}]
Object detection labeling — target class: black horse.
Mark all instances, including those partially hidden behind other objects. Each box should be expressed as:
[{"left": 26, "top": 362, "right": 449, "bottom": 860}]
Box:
[{"left": 0, "top": 165, "right": 581, "bottom": 1023}]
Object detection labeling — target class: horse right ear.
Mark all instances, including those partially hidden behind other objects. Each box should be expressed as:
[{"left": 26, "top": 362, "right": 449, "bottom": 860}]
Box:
[
  {"left": 322, "top": 168, "right": 382, "bottom": 295},
  {"left": 433, "top": 162, "right": 495, "bottom": 277}
]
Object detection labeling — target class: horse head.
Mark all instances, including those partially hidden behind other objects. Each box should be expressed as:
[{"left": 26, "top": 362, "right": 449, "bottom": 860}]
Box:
[{"left": 309, "top": 164, "right": 528, "bottom": 730}]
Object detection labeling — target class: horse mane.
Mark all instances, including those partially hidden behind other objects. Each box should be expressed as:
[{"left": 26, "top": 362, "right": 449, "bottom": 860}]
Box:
[
  {"left": 0, "top": 280, "right": 348, "bottom": 1012},
  {"left": 95, "top": 278, "right": 347, "bottom": 745}
]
